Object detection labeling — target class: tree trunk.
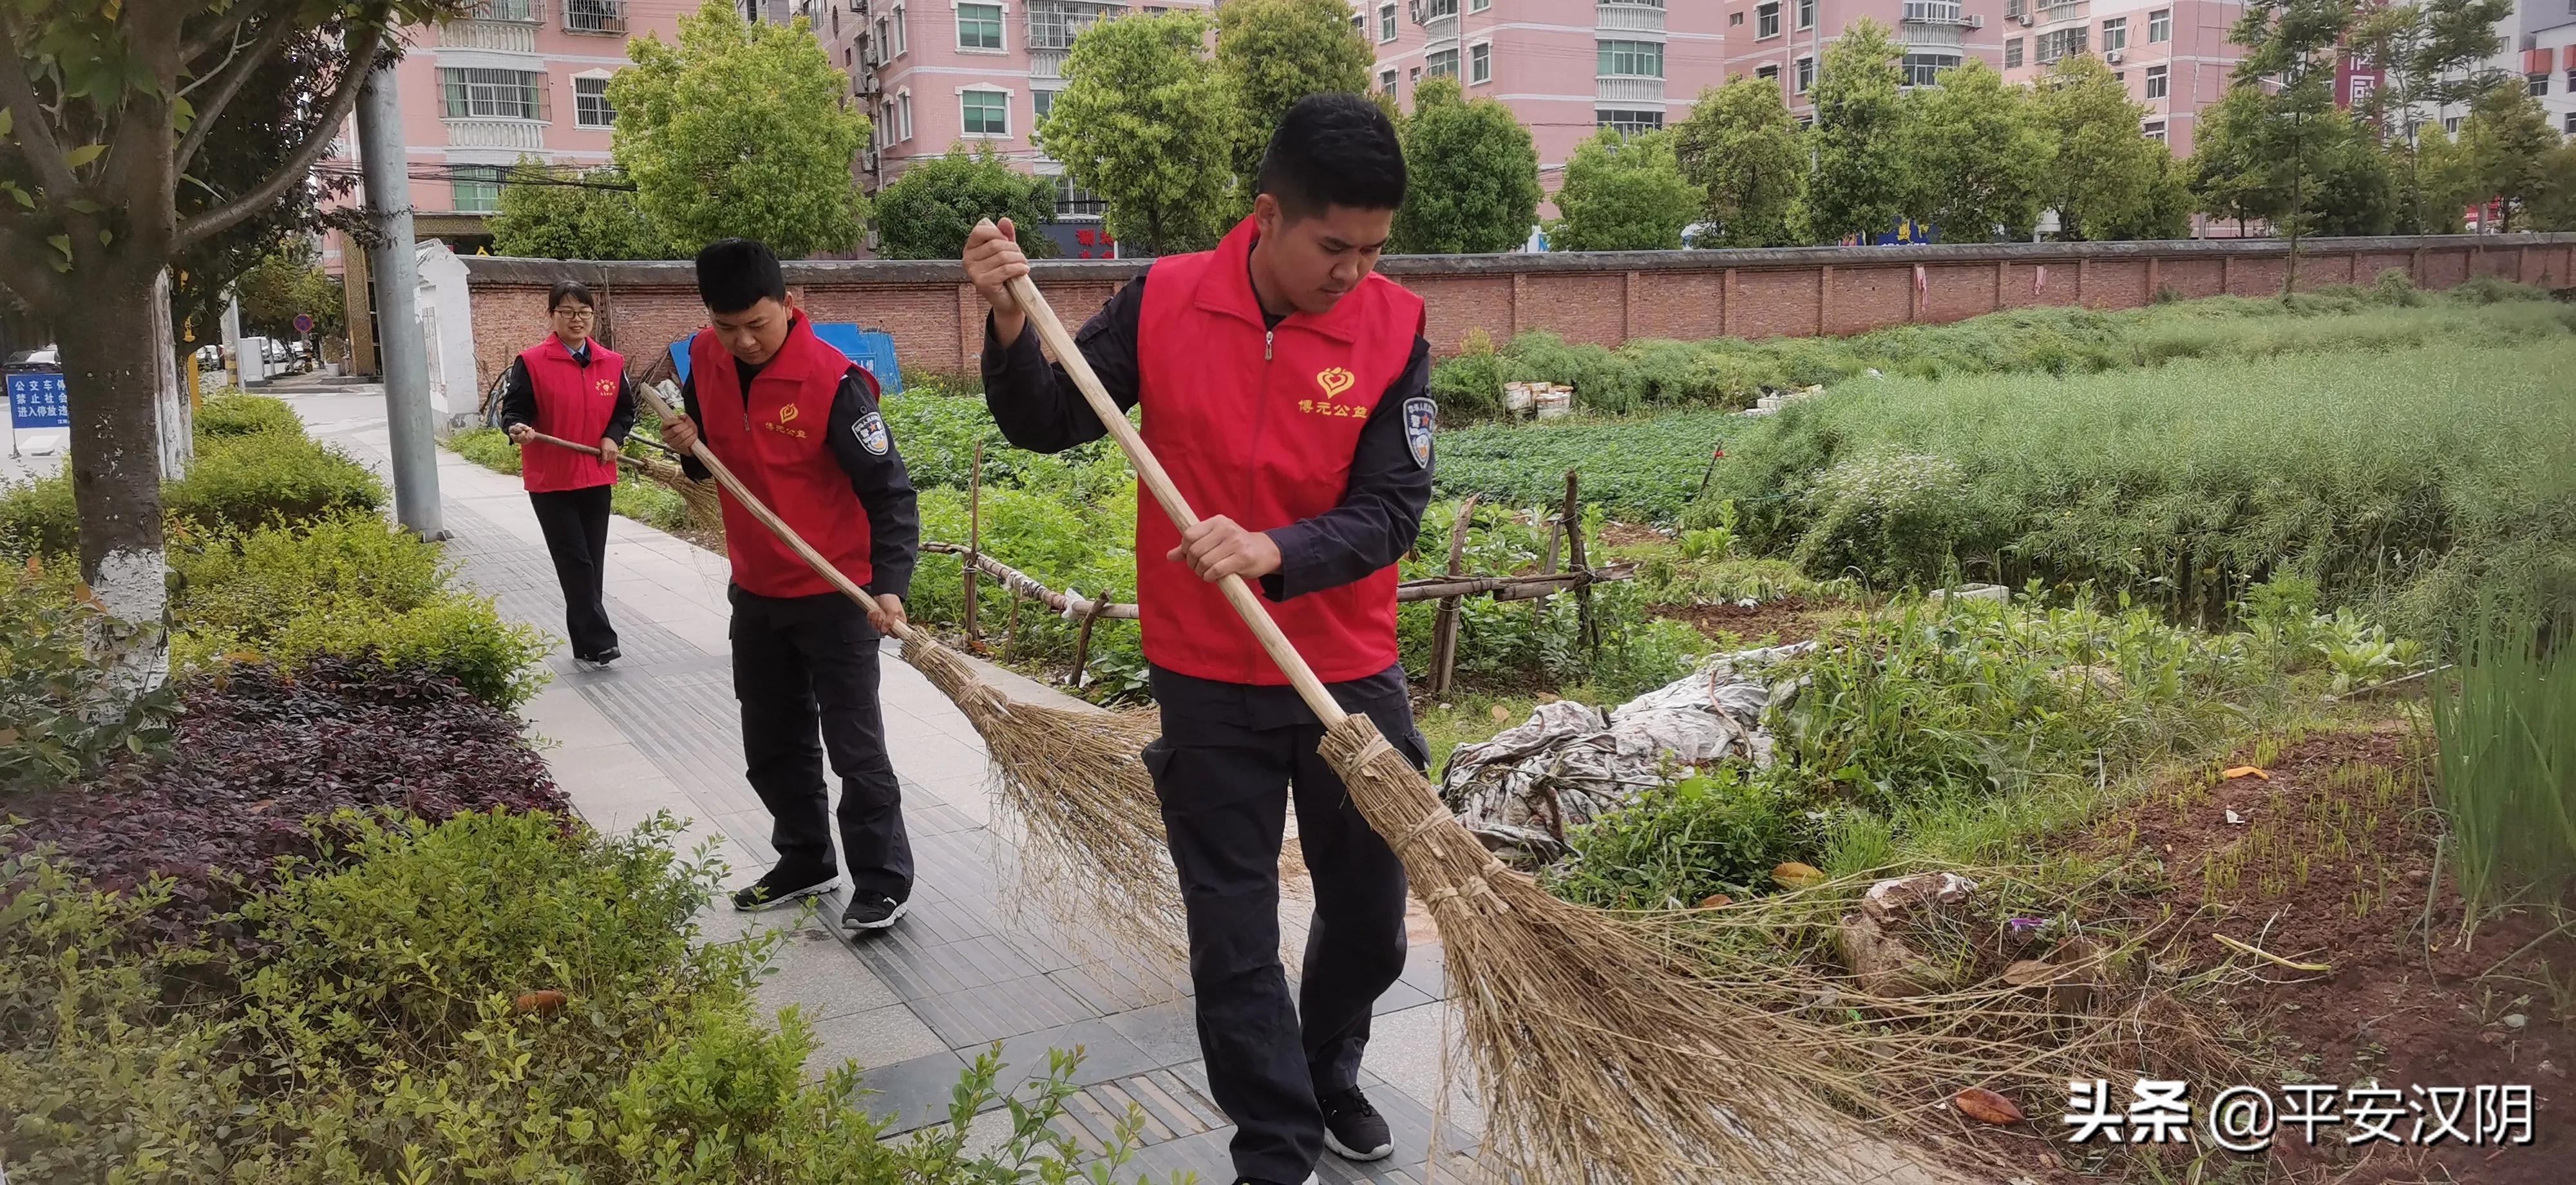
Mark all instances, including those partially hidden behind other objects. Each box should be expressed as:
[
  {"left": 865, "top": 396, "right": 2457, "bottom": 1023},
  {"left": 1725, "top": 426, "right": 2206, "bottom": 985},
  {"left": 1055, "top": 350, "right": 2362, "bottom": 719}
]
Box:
[{"left": 58, "top": 271, "right": 172, "bottom": 693}]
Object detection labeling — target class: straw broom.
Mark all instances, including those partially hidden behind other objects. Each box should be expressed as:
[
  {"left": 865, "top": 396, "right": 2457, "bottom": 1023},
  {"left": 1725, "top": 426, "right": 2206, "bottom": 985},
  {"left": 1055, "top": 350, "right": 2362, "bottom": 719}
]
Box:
[
  {"left": 519, "top": 426, "right": 726, "bottom": 527},
  {"left": 987, "top": 245, "right": 1904, "bottom": 1185},
  {"left": 625, "top": 380, "right": 1193, "bottom": 969}
]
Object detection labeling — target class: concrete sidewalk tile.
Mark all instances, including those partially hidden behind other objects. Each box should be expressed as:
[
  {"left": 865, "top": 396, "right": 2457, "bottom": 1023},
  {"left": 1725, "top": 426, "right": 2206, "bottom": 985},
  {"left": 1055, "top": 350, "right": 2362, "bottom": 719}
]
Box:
[
  {"left": 755, "top": 933, "right": 904, "bottom": 1021},
  {"left": 1115, "top": 1125, "right": 1233, "bottom": 1180},
  {"left": 846, "top": 1047, "right": 972, "bottom": 1133},
  {"left": 805, "top": 1000, "right": 949, "bottom": 1077},
  {"left": 981, "top": 1016, "right": 1160, "bottom": 1089},
  {"left": 1368, "top": 976, "right": 1435, "bottom": 1017},
  {"left": 581, "top": 793, "right": 708, "bottom": 837},
  {"left": 693, "top": 900, "right": 830, "bottom": 948},
  {"left": 1396, "top": 943, "right": 1447, "bottom": 1002},
  {"left": 1099, "top": 998, "right": 1202, "bottom": 1070},
  {"left": 909, "top": 972, "right": 1099, "bottom": 1048},
  {"left": 889, "top": 726, "right": 990, "bottom": 785},
  {"left": 894, "top": 896, "right": 992, "bottom": 946},
  {"left": 1358, "top": 1002, "right": 1486, "bottom": 1139},
  {"left": 522, "top": 685, "right": 627, "bottom": 752}
]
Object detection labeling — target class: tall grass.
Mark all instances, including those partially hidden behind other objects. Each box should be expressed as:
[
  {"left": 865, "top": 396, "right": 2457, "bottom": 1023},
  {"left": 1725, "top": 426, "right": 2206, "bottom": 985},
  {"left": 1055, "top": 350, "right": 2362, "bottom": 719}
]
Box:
[
  {"left": 1705, "top": 340, "right": 2576, "bottom": 647},
  {"left": 2434, "top": 616, "right": 2576, "bottom": 912}
]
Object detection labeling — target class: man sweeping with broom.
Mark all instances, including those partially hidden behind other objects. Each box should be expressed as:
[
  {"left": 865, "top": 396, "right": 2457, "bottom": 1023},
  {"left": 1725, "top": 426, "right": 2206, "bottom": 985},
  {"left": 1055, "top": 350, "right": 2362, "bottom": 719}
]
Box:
[
  {"left": 658, "top": 238, "right": 923, "bottom": 934},
  {"left": 965, "top": 95, "right": 1434, "bottom": 1185}
]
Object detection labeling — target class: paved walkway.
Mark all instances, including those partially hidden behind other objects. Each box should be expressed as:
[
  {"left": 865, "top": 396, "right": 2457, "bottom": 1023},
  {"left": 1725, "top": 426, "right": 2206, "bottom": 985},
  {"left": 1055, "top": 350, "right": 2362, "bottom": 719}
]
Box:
[{"left": 296, "top": 390, "right": 1486, "bottom": 1184}]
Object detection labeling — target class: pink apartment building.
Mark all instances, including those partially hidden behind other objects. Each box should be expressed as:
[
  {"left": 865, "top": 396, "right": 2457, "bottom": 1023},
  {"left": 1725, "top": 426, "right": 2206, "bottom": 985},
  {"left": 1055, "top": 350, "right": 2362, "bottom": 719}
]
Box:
[
  {"left": 1994, "top": 0, "right": 2246, "bottom": 155},
  {"left": 1349, "top": 0, "right": 1727, "bottom": 185},
  {"left": 1721, "top": 0, "right": 2009, "bottom": 116}
]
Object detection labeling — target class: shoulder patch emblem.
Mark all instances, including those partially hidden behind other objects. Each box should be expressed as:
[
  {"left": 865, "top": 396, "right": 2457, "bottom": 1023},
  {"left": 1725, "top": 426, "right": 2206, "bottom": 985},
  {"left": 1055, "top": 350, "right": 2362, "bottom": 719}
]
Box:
[
  {"left": 1403, "top": 397, "right": 1435, "bottom": 469},
  {"left": 853, "top": 410, "right": 890, "bottom": 456}
]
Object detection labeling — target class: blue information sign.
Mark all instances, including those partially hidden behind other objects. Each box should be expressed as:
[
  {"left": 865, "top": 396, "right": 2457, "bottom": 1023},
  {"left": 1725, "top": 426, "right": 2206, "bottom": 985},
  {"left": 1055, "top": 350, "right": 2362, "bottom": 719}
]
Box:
[
  {"left": 6, "top": 371, "right": 69, "bottom": 430},
  {"left": 666, "top": 324, "right": 903, "bottom": 396}
]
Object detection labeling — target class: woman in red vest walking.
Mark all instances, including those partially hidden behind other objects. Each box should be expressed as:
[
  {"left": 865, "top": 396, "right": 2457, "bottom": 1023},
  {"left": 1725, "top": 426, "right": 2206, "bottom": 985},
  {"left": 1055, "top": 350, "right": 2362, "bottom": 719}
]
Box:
[
  {"left": 500, "top": 280, "right": 633, "bottom": 665},
  {"left": 967, "top": 96, "right": 1432, "bottom": 1185}
]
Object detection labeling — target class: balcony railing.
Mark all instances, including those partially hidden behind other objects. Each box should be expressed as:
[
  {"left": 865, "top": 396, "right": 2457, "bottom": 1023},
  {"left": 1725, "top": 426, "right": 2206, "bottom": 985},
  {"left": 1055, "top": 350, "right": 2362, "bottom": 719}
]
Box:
[
  {"left": 1596, "top": 77, "right": 1664, "bottom": 102},
  {"left": 439, "top": 19, "right": 538, "bottom": 52},
  {"left": 1423, "top": 12, "right": 1457, "bottom": 44},
  {"left": 1028, "top": 48, "right": 1068, "bottom": 79},
  {"left": 1596, "top": 3, "right": 1665, "bottom": 33},
  {"left": 2034, "top": 0, "right": 2087, "bottom": 24},
  {"left": 1901, "top": 0, "right": 1966, "bottom": 23},
  {"left": 1902, "top": 22, "right": 1965, "bottom": 48},
  {"left": 564, "top": 0, "right": 625, "bottom": 34},
  {"left": 448, "top": 121, "right": 544, "bottom": 149}
]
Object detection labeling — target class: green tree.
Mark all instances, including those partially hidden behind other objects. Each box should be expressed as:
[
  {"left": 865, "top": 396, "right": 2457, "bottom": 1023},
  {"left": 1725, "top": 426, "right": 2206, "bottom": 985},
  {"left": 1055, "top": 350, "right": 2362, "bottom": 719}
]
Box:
[
  {"left": 2228, "top": 0, "right": 2360, "bottom": 285},
  {"left": 0, "top": 1, "right": 462, "bottom": 678},
  {"left": 2036, "top": 55, "right": 2187, "bottom": 240},
  {"left": 490, "top": 163, "right": 679, "bottom": 260},
  {"left": 1551, "top": 129, "right": 1705, "bottom": 252},
  {"left": 2347, "top": 0, "right": 2510, "bottom": 231},
  {"left": 2458, "top": 81, "right": 2559, "bottom": 229},
  {"left": 1391, "top": 77, "right": 1542, "bottom": 254},
  {"left": 2190, "top": 87, "right": 2275, "bottom": 234},
  {"left": 2412, "top": 126, "right": 2479, "bottom": 231},
  {"left": 2526, "top": 140, "right": 2576, "bottom": 231},
  {"left": 1671, "top": 78, "right": 1806, "bottom": 248},
  {"left": 1039, "top": 10, "right": 1239, "bottom": 254},
  {"left": 611, "top": 1, "right": 870, "bottom": 259},
  {"left": 1796, "top": 19, "right": 1914, "bottom": 244},
  {"left": 873, "top": 146, "right": 1059, "bottom": 261},
  {"left": 2306, "top": 110, "right": 2401, "bottom": 234},
  {"left": 1903, "top": 61, "right": 2049, "bottom": 242},
  {"left": 234, "top": 239, "right": 344, "bottom": 339},
  {"left": 1215, "top": 0, "right": 1374, "bottom": 191}
]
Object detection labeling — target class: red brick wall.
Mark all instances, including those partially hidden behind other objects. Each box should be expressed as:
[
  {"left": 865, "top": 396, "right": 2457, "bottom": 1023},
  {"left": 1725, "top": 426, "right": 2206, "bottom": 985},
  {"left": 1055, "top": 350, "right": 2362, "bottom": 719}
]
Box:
[{"left": 456, "top": 236, "right": 2574, "bottom": 395}]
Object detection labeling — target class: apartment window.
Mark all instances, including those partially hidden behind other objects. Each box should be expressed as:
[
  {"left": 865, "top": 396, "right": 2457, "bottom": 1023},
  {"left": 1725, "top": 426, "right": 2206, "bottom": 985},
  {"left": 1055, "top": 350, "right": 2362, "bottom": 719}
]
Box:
[
  {"left": 2036, "top": 27, "right": 2087, "bottom": 64},
  {"left": 961, "top": 88, "right": 1009, "bottom": 135},
  {"left": 439, "top": 68, "right": 545, "bottom": 119},
  {"left": 2566, "top": 68, "right": 2576, "bottom": 91},
  {"left": 2530, "top": 72, "right": 2550, "bottom": 97},
  {"left": 1352, "top": 14, "right": 1364, "bottom": 35},
  {"left": 1756, "top": 1, "right": 1780, "bottom": 39},
  {"left": 1427, "top": 48, "right": 1459, "bottom": 78},
  {"left": 1379, "top": 3, "right": 1396, "bottom": 42},
  {"left": 2146, "top": 8, "right": 2170, "bottom": 43},
  {"left": 2101, "top": 16, "right": 2126, "bottom": 53},
  {"left": 1472, "top": 0, "right": 1490, "bottom": 10},
  {"left": 873, "top": 16, "right": 889, "bottom": 59},
  {"left": 564, "top": 0, "right": 625, "bottom": 33},
  {"left": 1381, "top": 68, "right": 1398, "bottom": 93},
  {"left": 891, "top": 3, "right": 907, "bottom": 55},
  {"left": 1797, "top": 0, "right": 1814, "bottom": 29},
  {"left": 898, "top": 91, "right": 914, "bottom": 140},
  {"left": 1730, "top": 11, "right": 1744, "bottom": 24},
  {"left": 1900, "top": 52, "right": 1959, "bottom": 88},
  {"left": 1597, "top": 108, "right": 1665, "bottom": 134},
  {"left": 1029, "top": 1, "right": 1106, "bottom": 50},
  {"left": 1034, "top": 88, "right": 1056, "bottom": 120},
  {"left": 2443, "top": 115, "right": 2462, "bottom": 134},
  {"left": 451, "top": 166, "right": 504, "bottom": 213},
  {"left": 573, "top": 76, "right": 615, "bottom": 127},
  {"left": 1598, "top": 39, "right": 1665, "bottom": 78},
  {"left": 1756, "top": 64, "right": 1780, "bottom": 81},
  {"left": 2566, "top": 111, "right": 2576, "bottom": 133},
  {"left": 1471, "top": 42, "right": 1491, "bottom": 84},
  {"left": 1054, "top": 175, "right": 1105, "bottom": 218},
  {"left": 2005, "top": 37, "right": 2023, "bottom": 68},
  {"left": 1428, "top": 0, "right": 1459, "bottom": 17},
  {"left": 958, "top": 2, "right": 1003, "bottom": 50},
  {"left": 2145, "top": 63, "right": 2168, "bottom": 99},
  {"left": 2141, "top": 119, "right": 2166, "bottom": 142},
  {"left": 468, "top": 0, "right": 536, "bottom": 21},
  {"left": 2005, "top": 0, "right": 2025, "bottom": 18},
  {"left": 1795, "top": 55, "right": 1815, "bottom": 93}
]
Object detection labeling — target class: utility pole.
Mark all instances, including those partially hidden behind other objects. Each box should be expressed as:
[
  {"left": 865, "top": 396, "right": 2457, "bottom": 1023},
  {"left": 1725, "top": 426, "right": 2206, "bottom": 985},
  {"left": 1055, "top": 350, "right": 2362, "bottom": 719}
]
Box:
[
  {"left": 220, "top": 292, "right": 243, "bottom": 390},
  {"left": 355, "top": 58, "right": 444, "bottom": 539}
]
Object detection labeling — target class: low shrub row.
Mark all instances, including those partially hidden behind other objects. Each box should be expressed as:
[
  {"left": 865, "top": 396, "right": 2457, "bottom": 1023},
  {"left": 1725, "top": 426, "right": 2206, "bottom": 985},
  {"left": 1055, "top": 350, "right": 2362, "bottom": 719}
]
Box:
[{"left": 1, "top": 810, "right": 1163, "bottom": 1184}]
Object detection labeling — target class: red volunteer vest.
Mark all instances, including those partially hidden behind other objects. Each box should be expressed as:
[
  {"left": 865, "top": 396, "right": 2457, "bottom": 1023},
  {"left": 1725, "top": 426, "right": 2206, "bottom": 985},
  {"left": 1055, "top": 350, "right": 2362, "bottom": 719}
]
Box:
[
  {"left": 690, "top": 312, "right": 878, "bottom": 598},
  {"left": 517, "top": 336, "right": 624, "bottom": 493},
  {"left": 1135, "top": 217, "right": 1425, "bottom": 685}
]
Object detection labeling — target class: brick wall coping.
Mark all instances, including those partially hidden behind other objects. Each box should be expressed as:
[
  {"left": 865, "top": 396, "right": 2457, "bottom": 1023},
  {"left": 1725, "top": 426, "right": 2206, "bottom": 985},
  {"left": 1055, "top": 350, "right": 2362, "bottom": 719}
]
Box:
[{"left": 457, "top": 232, "right": 2576, "bottom": 288}]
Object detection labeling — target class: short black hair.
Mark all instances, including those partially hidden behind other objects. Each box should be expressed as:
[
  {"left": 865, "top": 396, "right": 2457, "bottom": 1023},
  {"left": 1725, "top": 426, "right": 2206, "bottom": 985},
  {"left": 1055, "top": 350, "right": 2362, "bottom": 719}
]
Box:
[
  {"left": 1256, "top": 93, "right": 1406, "bottom": 221},
  {"left": 547, "top": 280, "right": 596, "bottom": 312},
  {"left": 695, "top": 238, "right": 786, "bottom": 315}
]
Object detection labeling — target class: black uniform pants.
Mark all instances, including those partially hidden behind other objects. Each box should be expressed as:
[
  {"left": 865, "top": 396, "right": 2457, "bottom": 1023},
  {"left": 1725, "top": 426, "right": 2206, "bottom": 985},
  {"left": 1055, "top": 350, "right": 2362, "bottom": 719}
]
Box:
[
  {"left": 1142, "top": 687, "right": 1424, "bottom": 1184},
  {"left": 730, "top": 586, "right": 913, "bottom": 903},
  {"left": 529, "top": 484, "right": 618, "bottom": 659}
]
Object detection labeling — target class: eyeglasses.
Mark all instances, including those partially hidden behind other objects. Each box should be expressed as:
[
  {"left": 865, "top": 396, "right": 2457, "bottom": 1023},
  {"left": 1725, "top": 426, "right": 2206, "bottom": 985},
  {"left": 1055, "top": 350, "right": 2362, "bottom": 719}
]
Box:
[{"left": 551, "top": 307, "right": 596, "bottom": 319}]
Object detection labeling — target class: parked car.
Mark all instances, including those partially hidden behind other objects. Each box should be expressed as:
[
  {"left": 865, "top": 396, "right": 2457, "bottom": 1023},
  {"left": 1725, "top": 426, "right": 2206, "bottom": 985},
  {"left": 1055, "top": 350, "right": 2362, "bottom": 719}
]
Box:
[{"left": 5, "top": 345, "right": 60, "bottom": 372}]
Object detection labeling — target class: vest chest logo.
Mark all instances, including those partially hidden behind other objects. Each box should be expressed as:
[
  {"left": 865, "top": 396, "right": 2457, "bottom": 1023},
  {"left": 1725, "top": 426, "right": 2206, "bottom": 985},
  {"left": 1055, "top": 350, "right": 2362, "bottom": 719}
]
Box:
[
  {"left": 1315, "top": 367, "right": 1356, "bottom": 399},
  {"left": 765, "top": 401, "right": 808, "bottom": 439},
  {"left": 593, "top": 377, "right": 616, "bottom": 397},
  {"left": 1297, "top": 366, "right": 1368, "bottom": 419}
]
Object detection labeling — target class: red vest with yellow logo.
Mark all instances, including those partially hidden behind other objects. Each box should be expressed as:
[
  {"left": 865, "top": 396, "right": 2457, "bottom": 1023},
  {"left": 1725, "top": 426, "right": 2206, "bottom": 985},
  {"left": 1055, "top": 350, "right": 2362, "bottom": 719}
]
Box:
[
  {"left": 690, "top": 313, "right": 877, "bottom": 598},
  {"left": 1134, "top": 218, "right": 1425, "bottom": 685},
  {"left": 517, "top": 336, "right": 625, "bottom": 493}
]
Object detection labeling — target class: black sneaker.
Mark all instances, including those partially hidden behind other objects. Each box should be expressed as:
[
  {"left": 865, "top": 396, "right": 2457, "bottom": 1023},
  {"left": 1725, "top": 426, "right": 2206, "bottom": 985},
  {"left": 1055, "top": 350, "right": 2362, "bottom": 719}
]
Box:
[
  {"left": 1318, "top": 1086, "right": 1392, "bottom": 1161},
  {"left": 842, "top": 894, "right": 909, "bottom": 931},
  {"left": 591, "top": 646, "right": 620, "bottom": 665},
  {"left": 1232, "top": 1177, "right": 1316, "bottom": 1185},
  {"left": 730, "top": 866, "right": 835, "bottom": 912}
]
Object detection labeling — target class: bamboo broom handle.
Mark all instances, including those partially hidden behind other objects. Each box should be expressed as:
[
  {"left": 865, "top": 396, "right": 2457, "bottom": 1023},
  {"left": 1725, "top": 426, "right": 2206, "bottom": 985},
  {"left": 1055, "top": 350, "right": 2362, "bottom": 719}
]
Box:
[
  {"left": 631, "top": 379, "right": 921, "bottom": 645},
  {"left": 991, "top": 244, "right": 1346, "bottom": 729}
]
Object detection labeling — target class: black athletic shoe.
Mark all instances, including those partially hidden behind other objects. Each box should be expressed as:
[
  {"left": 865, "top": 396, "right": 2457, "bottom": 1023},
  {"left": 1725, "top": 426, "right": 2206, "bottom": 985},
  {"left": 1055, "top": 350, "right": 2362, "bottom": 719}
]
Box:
[
  {"left": 1231, "top": 1176, "right": 1316, "bottom": 1185},
  {"left": 842, "top": 894, "right": 910, "bottom": 931},
  {"left": 1318, "top": 1086, "right": 1393, "bottom": 1161},
  {"left": 591, "top": 646, "right": 620, "bottom": 665},
  {"left": 730, "top": 866, "right": 835, "bottom": 912}
]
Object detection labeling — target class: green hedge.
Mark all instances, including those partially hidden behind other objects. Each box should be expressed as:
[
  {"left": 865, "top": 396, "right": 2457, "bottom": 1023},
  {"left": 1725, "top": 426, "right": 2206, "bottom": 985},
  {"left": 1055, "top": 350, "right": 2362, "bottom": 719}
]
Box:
[
  {"left": 194, "top": 392, "right": 303, "bottom": 439},
  {"left": 0, "top": 410, "right": 383, "bottom": 558},
  {"left": 0, "top": 811, "right": 1171, "bottom": 1182}
]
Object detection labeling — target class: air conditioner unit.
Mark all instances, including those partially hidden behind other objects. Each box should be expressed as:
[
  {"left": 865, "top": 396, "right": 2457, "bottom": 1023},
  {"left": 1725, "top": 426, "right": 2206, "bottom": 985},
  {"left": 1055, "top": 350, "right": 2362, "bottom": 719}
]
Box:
[
  {"left": 1967, "top": 14, "right": 1984, "bottom": 28},
  {"left": 2017, "top": 14, "right": 2033, "bottom": 24},
  {"left": 2105, "top": 50, "right": 2123, "bottom": 63},
  {"left": 864, "top": 149, "right": 882, "bottom": 171}
]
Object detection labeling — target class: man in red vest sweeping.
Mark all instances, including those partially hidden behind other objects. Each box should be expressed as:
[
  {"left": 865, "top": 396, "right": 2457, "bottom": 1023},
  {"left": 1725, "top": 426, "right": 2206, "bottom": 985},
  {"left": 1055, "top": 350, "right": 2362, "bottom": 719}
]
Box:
[
  {"left": 965, "top": 95, "right": 1434, "bottom": 1185},
  {"left": 659, "top": 238, "right": 923, "bottom": 934}
]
